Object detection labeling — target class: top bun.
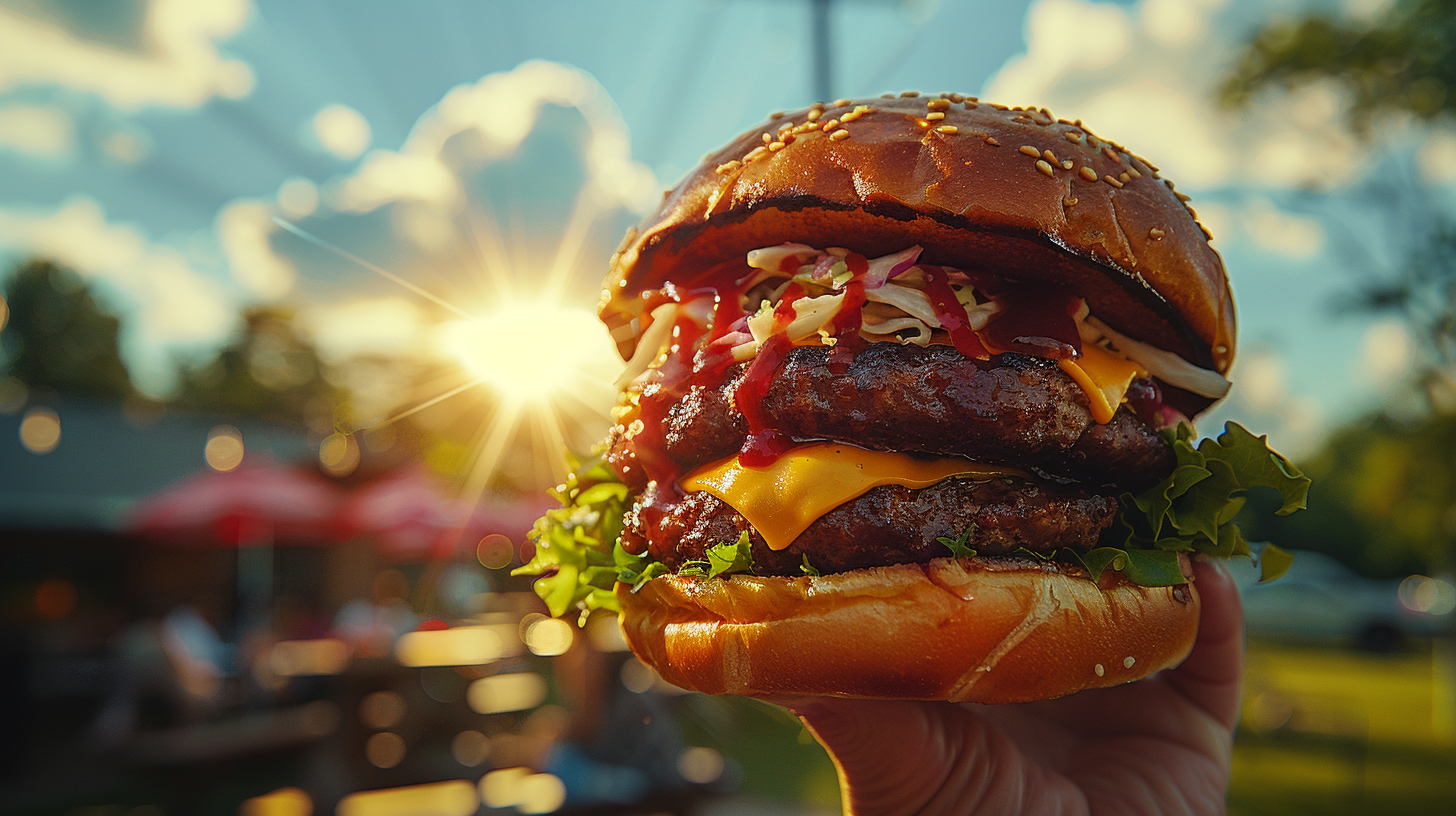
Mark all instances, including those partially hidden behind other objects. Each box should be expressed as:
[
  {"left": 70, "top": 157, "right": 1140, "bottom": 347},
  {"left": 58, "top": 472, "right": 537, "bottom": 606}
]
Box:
[{"left": 600, "top": 94, "right": 1235, "bottom": 377}]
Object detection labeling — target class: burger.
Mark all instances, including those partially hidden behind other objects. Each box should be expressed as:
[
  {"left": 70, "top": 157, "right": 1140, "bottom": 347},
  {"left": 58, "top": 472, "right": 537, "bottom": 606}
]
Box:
[{"left": 517, "top": 94, "right": 1307, "bottom": 704}]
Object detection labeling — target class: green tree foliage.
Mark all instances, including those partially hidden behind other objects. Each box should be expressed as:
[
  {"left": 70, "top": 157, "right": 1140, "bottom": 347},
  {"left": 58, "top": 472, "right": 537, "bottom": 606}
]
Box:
[
  {"left": 0, "top": 259, "right": 135, "bottom": 401},
  {"left": 173, "top": 307, "right": 338, "bottom": 428},
  {"left": 1220, "top": 0, "right": 1456, "bottom": 131},
  {"left": 1240, "top": 414, "right": 1456, "bottom": 578}
]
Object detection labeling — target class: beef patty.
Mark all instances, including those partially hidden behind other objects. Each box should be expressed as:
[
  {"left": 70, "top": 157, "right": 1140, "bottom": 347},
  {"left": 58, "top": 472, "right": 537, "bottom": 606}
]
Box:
[
  {"left": 622, "top": 476, "right": 1119, "bottom": 577},
  {"left": 610, "top": 344, "right": 1172, "bottom": 492}
]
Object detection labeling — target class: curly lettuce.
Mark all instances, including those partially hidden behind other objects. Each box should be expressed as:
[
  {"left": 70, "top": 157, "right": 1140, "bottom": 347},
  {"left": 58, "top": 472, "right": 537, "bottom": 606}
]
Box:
[{"left": 519, "top": 422, "right": 1309, "bottom": 621}]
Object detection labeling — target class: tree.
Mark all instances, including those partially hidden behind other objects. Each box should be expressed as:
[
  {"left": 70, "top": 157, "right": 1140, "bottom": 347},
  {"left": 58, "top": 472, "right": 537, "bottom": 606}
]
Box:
[
  {"left": 1220, "top": 0, "right": 1456, "bottom": 132},
  {"left": 173, "top": 307, "right": 338, "bottom": 428},
  {"left": 0, "top": 259, "right": 135, "bottom": 402}
]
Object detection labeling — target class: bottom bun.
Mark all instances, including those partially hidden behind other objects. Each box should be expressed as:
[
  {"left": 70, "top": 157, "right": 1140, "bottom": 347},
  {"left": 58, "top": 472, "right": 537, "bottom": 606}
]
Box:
[{"left": 616, "top": 556, "right": 1199, "bottom": 703}]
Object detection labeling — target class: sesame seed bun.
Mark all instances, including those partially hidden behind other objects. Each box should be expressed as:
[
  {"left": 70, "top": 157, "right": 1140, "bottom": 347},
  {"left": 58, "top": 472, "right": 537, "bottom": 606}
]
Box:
[
  {"left": 601, "top": 95, "right": 1235, "bottom": 384},
  {"left": 616, "top": 556, "right": 1200, "bottom": 703}
]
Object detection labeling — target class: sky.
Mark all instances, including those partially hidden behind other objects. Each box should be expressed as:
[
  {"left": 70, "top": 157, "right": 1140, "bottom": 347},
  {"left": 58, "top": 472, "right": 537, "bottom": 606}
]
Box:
[{"left": 0, "top": 0, "right": 1450, "bottom": 460}]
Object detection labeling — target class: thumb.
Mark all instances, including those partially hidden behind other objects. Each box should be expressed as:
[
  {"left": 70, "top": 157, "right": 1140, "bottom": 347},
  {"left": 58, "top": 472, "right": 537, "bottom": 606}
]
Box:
[{"left": 781, "top": 698, "right": 1042, "bottom": 816}]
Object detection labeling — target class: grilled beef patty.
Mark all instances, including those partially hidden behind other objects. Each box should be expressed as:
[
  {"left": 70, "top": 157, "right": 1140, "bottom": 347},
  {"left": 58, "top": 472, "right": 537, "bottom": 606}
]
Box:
[
  {"left": 622, "top": 476, "right": 1119, "bottom": 577},
  {"left": 609, "top": 344, "right": 1172, "bottom": 492}
]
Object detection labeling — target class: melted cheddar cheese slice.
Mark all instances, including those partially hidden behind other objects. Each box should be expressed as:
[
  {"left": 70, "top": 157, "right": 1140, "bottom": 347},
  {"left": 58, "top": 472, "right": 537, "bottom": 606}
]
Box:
[
  {"left": 1059, "top": 343, "right": 1145, "bottom": 424},
  {"left": 680, "top": 444, "right": 1017, "bottom": 551}
]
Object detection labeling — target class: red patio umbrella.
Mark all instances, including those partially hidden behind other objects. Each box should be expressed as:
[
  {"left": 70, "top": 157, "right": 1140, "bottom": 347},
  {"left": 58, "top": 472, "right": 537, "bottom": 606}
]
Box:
[
  {"left": 128, "top": 457, "right": 343, "bottom": 547},
  {"left": 333, "top": 464, "right": 549, "bottom": 561}
]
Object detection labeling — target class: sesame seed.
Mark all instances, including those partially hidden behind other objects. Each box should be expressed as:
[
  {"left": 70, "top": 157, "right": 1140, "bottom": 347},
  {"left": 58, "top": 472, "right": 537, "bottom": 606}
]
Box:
[
  {"left": 1103, "top": 147, "right": 1121, "bottom": 162},
  {"left": 834, "top": 98, "right": 852, "bottom": 108},
  {"left": 770, "top": 111, "right": 784, "bottom": 120},
  {"left": 900, "top": 90, "right": 920, "bottom": 97},
  {"left": 802, "top": 121, "right": 822, "bottom": 132},
  {"left": 821, "top": 119, "right": 839, "bottom": 131},
  {"left": 936, "top": 125, "right": 958, "bottom": 134},
  {"left": 1149, "top": 227, "right": 1165, "bottom": 239},
  {"left": 965, "top": 101, "right": 979, "bottom": 109},
  {"left": 1019, "top": 145, "right": 1040, "bottom": 157},
  {"left": 1119, "top": 172, "right": 1131, "bottom": 182},
  {"left": 1079, "top": 166, "right": 1098, "bottom": 181},
  {"left": 927, "top": 98, "right": 951, "bottom": 111},
  {"left": 830, "top": 129, "right": 850, "bottom": 141},
  {"left": 1200, "top": 224, "right": 1214, "bottom": 240},
  {"left": 1104, "top": 175, "right": 1124, "bottom": 188},
  {"left": 1215, "top": 344, "right": 1229, "bottom": 354},
  {"left": 807, "top": 109, "right": 822, "bottom": 121},
  {"left": 880, "top": 92, "right": 895, "bottom": 98},
  {"left": 1036, "top": 159, "right": 1055, "bottom": 176},
  {"left": 1123, "top": 656, "right": 1136, "bottom": 668},
  {"left": 926, "top": 111, "right": 946, "bottom": 121},
  {"left": 762, "top": 133, "right": 772, "bottom": 144},
  {"left": 990, "top": 103, "right": 1008, "bottom": 110},
  {"left": 1042, "top": 149, "right": 1057, "bottom": 163},
  {"left": 1175, "top": 191, "right": 1192, "bottom": 202},
  {"left": 984, "top": 136, "right": 999, "bottom": 146},
  {"left": 1126, "top": 167, "right": 1141, "bottom": 179},
  {"left": 1062, "top": 160, "right": 1074, "bottom": 170},
  {"left": 745, "top": 146, "right": 768, "bottom": 161},
  {"left": 1063, "top": 196, "right": 1078, "bottom": 206},
  {"left": 1186, "top": 206, "right": 1198, "bottom": 219},
  {"left": 714, "top": 160, "right": 740, "bottom": 175},
  {"left": 1064, "top": 131, "right": 1082, "bottom": 142},
  {"left": 842, "top": 111, "right": 860, "bottom": 123},
  {"left": 1094, "top": 663, "right": 1105, "bottom": 677},
  {"left": 948, "top": 93, "right": 965, "bottom": 102},
  {"left": 1013, "top": 115, "right": 1033, "bottom": 124},
  {"left": 768, "top": 141, "right": 785, "bottom": 152},
  {"left": 854, "top": 105, "right": 871, "bottom": 113}
]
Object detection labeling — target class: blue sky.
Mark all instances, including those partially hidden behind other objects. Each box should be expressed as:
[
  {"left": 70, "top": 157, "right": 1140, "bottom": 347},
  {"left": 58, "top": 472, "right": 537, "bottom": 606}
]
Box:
[{"left": 1, "top": 0, "right": 1448, "bottom": 459}]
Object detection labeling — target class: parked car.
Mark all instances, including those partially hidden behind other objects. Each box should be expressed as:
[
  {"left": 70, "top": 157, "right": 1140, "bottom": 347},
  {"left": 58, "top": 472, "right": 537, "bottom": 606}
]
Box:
[{"left": 1230, "top": 550, "right": 1455, "bottom": 651}]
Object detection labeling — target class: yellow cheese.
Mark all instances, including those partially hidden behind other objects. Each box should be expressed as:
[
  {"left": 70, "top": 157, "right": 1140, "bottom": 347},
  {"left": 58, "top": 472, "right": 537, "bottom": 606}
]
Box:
[
  {"left": 1059, "top": 344, "right": 1145, "bottom": 424},
  {"left": 680, "top": 444, "right": 1016, "bottom": 551}
]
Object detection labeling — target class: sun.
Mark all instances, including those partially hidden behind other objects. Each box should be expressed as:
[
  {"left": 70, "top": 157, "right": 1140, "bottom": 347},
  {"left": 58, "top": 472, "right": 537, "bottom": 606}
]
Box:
[{"left": 438, "top": 302, "right": 621, "bottom": 405}]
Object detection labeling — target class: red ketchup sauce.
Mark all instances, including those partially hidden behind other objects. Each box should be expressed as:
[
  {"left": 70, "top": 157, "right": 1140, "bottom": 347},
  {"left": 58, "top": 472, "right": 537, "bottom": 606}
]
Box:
[
  {"left": 826, "top": 253, "right": 869, "bottom": 373},
  {"left": 735, "top": 281, "right": 807, "bottom": 467},
  {"left": 921, "top": 265, "right": 989, "bottom": 360}
]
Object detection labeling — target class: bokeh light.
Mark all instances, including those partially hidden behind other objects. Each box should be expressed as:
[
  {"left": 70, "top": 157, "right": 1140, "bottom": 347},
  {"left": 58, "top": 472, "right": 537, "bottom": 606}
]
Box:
[
  {"left": 619, "top": 657, "right": 656, "bottom": 694},
  {"left": 19, "top": 406, "right": 60, "bottom": 454},
  {"left": 312, "top": 103, "right": 372, "bottom": 161},
  {"left": 466, "top": 672, "right": 547, "bottom": 714},
  {"left": 450, "top": 730, "right": 489, "bottom": 767},
  {"left": 204, "top": 424, "right": 244, "bottom": 471},
  {"left": 364, "top": 732, "right": 406, "bottom": 769},
  {"left": 476, "top": 533, "right": 514, "bottom": 569},
  {"left": 319, "top": 431, "right": 360, "bottom": 477},
  {"left": 359, "top": 690, "right": 407, "bottom": 729},
  {"left": 395, "top": 625, "right": 504, "bottom": 667},
  {"left": 677, "top": 746, "right": 726, "bottom": 784},
  {"left": 479, "top": 768, "right": 565, "bottom": 814},
  {"left": 586, "top": 612, "right": 630, "bottom": 652},
  {"left": 241, "top": 786, "right": 313, "bottom": 816},
  {"left": 269, "top": 638, "right": 351, "bottom": 676},
  {"left": 523, "top": 617, "right": 573, "bottom": 656},
  {"left": 1399, "top": 575, "right": 1456, "bottom": 615},
  {"left": 337, "top": 780, "right": 477, "bottom": 816}
]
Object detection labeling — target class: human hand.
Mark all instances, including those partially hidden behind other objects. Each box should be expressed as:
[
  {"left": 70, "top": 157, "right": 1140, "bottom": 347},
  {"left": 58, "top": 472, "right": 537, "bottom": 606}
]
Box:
[{"left": 782, "top": 556, "right": 1243, "bottom": 816}]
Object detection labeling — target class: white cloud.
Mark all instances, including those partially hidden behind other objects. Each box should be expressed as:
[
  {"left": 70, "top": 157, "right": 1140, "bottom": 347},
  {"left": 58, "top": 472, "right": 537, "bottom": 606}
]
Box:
[
  {"left": 329, "top": 60, "right": 659, "bottom": 216},
  {"left": 1240, "top": 198, "right": 1326, "bottom": 258},
  {"left": 1355, "top": 319, "right": 1413, "bottom": 387},
  {"left": 0, "top": 197, "right": 236, "bottom": 395},
  {"left": 0, "top": 103, "right": 74, "bottom": 160},
  {"left": 312, "top": 104, "right": 372, "bottom": 161},
  {"left": 985, "top": 0, "right": 1365, "bottom": 192},
  {"left": 0, "top": 0, "right": 253, "bottom": 110},
  {"left": 298, "top": 297, "right": 431, "bottom": 364},
  {"left": 216, "top": 200, "right": 295, "bottom": 300}
]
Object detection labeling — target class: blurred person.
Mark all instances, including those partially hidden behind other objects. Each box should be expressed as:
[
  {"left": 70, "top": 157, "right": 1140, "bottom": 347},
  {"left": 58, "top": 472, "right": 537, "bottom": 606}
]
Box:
[
  {"left": 778, "top": 557, "right": 1243, "bottom": 816},
  {"left": 332, "top": 569, "right": 416, "bottom": 657}
]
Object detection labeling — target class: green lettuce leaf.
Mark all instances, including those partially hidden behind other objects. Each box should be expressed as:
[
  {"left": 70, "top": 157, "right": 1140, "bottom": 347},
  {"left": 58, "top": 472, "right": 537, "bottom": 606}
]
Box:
[
  {"left": 1105, "top": 421, "right": 1310, "bottom": 585},
  {"left": 936, "top": 526, "right": 978, "bottom": 559}
]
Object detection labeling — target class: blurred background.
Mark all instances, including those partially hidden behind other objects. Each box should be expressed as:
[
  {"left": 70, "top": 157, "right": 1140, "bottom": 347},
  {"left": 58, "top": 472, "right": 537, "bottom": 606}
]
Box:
[{"left": 1, "top": 0, "right": 1454, "bottom": 814}]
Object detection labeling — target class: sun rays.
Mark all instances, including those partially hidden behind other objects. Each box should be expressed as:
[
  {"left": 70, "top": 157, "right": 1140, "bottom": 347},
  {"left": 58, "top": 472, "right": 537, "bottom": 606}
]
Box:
[{"left": 273, "top": 206, "right": 623, "bottom": 510}]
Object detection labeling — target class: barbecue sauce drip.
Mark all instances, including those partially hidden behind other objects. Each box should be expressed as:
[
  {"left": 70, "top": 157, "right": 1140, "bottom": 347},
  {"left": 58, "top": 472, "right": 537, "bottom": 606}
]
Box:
[
  {"left": 980, "top": 285, "right": 1083, "bottom": 360},
  {"left": 735, "top": 282, "right": 807, "bottom": 467},
  {"left": 921, "top": 266, "right": 989, "bottom": 360},
  {"left": 827, "top": 253, "right": 869, "bottom": 373}
]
